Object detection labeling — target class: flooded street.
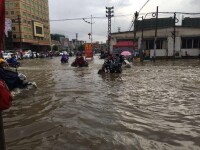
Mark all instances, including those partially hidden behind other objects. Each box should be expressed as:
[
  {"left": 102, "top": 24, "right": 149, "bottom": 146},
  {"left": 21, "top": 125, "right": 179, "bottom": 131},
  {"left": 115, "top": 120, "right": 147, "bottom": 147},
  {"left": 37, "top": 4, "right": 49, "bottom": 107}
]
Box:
[{"left": 3, "top": 56, "right": 200, "bottom": 150}]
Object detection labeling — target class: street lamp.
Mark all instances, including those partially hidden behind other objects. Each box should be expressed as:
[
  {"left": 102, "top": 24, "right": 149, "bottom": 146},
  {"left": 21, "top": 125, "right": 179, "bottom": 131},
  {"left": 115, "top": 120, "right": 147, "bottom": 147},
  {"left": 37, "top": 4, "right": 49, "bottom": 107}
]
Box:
[
  {"left": 83, "top": 15, "right": 94, "bottom": 59},
  {"left": 83, "top": 15, "right": 94, "bottom": 47}
]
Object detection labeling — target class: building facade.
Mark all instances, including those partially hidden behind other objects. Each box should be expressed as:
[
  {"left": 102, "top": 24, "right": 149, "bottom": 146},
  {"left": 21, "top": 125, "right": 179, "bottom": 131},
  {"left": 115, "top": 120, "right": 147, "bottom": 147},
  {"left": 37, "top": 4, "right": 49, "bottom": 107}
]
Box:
[
  {"left": 5, "top": 0, "right": 51, "bottom": 51},
  {"left": 110, "top": 17, "right": 200, "bottom": 58}
]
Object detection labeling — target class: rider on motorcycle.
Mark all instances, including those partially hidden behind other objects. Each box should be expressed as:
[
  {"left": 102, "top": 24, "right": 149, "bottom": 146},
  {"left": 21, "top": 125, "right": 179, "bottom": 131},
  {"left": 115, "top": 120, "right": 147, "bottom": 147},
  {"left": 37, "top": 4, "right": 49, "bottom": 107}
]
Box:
[
  {"left": 0, "top": 58, "right": 34, "bottom": 90},
  {"left": 6, "top": 54, "right": 20, "bottom": 67},
  {"left": 61, "top": 52, "right": 69, "bottom": 63},
  {"left": 101, "top": 54, "right": 122, "bottom": 73}
]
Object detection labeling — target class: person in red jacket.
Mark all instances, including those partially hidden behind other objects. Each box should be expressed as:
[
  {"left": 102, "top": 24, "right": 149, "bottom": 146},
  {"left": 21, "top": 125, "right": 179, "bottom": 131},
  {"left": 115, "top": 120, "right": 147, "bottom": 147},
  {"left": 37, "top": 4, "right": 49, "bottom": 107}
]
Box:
[{"left": 72, "top": 53, "right": 87, "bottom": 67}]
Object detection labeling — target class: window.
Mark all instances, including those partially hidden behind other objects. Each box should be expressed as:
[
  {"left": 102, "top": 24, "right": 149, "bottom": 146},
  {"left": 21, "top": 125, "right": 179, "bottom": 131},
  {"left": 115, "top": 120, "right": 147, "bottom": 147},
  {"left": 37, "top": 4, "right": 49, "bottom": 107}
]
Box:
[
  {"left": 5, "top": 2, "right": 8, "bottom": 8},
  {"left": 11, "top": 11, "right": 14, "bottom": 15},
  {"left": 13, "top": 34, "right": 16, "bottom": 38},
  {"left": 22, "top": 4, "right": 26, "bottom": 9},
  {"left": 12, "top": 27, "right": 16, "bottom": 31},
  {"left": 9, "top": 2, "right": 14, "bottom": 8},
  {"left": 156, "top": 39, "right": 163, "bottom": 49},
  {"left": 187, "top": 39, "right": 192, "bottom": 48},
  {"left": 199, "top": 40, "right": 200, "bottom": 48},
  {"left": 24, "top": 27, "right": 27, "bottom": 31},
  {"left": 145, "top": 39, "right": 164, "bottom": 49},
  {"left": 23, "top": 12, "right": 26, "bottom": 17},
  {"left": 14, "top": 2, "right": 19, "bottom": 7},
  {"left": 36, "top": 26, "right": 43, "bottom": 34},
  {"left": 193, "top": 39, "right": 199, "bottom": 48},
  {"left": 182, "top": 38, "right": 200, "bottom": 49}
]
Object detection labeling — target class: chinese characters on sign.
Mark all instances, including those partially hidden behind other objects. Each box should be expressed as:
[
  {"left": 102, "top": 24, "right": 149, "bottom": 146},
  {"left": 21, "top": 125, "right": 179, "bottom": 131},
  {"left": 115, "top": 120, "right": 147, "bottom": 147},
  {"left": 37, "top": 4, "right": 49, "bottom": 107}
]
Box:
[{"left": 85, "top": 43, "right": 93, "bottom": 58}]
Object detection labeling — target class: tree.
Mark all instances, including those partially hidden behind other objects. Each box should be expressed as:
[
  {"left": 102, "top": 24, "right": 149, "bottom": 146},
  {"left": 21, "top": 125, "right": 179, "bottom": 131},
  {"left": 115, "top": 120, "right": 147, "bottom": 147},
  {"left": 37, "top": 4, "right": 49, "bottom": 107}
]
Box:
[
  {"left": 78, "top": 45, "right": 84, "bottom": 52},
  {"left": 52, "top": 45, "right": 58, "bottom": 51}
]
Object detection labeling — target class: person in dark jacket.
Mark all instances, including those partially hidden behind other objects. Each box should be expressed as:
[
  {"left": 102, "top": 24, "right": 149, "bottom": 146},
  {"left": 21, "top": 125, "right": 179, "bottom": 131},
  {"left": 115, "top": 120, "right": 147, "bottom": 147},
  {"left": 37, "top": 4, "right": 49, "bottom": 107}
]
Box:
[
  {"left": 72, "top": 53, "right": 87, "bottom": 67},
  {"left": 0, "top": 59, "right": 29, "bottom": 90},
  {"left": 6, "top": 54, "right": 20, "bottom": 67}
]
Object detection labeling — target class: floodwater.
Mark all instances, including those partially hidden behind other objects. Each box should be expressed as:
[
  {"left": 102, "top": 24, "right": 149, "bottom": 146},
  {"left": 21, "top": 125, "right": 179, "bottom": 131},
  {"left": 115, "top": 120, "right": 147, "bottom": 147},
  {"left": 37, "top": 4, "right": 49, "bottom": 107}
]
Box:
[{"left": 3, "top": 56, "right": 200, "bottom": 150}]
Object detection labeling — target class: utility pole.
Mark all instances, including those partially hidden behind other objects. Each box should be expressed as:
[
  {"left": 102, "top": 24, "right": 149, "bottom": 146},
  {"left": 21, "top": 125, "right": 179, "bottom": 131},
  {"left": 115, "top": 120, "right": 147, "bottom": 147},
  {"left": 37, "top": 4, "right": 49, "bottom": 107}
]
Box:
[
  {"left": 173, "top": 12, "right": 176, "bottom": 58},
  {"left": 118, "top": 27, "right": 121, "bottom": 33},
  {"left": 106, "top": 6, "right": 114, "bottom": 53},
  {"left": 90, "top": 15, "right": 93, "bottom": 47},
  {"left": 133, "top": 11, "right": 139, "bottom": 61},
  {"left": 76, "top": 33, "right": 78, "bottom": 51},
  {"left": 83, "top": 16, "right": 94, "bottom": 58},
  {"left": 140, "top": 16, "right": 144, "bottom": 62},
  {"left": 17, "top": 15, "right": 22, "bottom": 50},
  {"left": 153, "top": 6, "right": 158, "bottom": 62},
  {"left": 133, "top": 11, "right": 139, "bottom": 40}
]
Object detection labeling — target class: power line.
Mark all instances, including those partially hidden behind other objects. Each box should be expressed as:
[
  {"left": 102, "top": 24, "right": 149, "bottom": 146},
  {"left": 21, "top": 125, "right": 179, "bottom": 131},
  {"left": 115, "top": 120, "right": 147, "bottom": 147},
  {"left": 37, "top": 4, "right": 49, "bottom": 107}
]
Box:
[
  {"left": 128, "top": 0, "right": 152, "bottom": 31},
  {"left": 50, "top": 17, "right": 90, "bottom": 21},
  {"left": 50, "top": 14, "right": 133, "bottom": 22},
  {"left": 138, "top": 0, "right": 151, "bottom": 13},
  {"left": 129, "top": 10, "right": 200, "bottom": 31},
  {"left": 143, "top": 11, "right": 200, "bottom": 19}
]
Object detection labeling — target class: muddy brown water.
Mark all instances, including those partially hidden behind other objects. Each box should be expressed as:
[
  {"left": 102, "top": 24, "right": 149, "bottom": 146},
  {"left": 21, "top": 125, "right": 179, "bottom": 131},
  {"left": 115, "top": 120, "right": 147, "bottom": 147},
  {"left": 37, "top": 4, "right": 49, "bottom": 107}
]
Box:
[{"left": 3, "top": 56, "right": 200, "bottom": 150}]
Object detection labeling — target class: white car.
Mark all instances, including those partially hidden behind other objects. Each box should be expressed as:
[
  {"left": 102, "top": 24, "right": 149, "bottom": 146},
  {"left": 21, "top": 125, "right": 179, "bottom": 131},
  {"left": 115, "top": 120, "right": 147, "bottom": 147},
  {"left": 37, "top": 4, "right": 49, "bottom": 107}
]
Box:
[
  {"left": 3, "top": 53, "right": 13, "bottom": 60},
  {"left": 23, "top": 52, "right": 31, "bottom": 58}
]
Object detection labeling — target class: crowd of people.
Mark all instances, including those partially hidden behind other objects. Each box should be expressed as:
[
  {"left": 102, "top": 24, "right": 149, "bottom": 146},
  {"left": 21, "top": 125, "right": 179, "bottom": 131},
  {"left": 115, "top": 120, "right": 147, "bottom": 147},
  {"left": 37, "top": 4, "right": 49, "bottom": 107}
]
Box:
[{"left": 98, "top": 53, "right": 126, "bottom": 74}]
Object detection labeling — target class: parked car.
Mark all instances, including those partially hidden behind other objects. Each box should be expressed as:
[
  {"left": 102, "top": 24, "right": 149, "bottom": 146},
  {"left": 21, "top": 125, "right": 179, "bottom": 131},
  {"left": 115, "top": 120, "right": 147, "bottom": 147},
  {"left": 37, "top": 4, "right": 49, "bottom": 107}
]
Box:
[
  {"left": 23, "top": 52, "right": 31, "bottom": 59},
  {"left": 3, "top": 52, "right": 13, "bottom": 60},
  {"left": 23, "top": 51, "right": 39, "bottom": 58}
]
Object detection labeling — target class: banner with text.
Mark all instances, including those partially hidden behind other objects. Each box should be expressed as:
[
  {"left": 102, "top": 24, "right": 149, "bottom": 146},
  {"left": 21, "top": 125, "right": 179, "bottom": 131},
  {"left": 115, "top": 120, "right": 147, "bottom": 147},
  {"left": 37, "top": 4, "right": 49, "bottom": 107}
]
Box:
[{"left": 84, "top": 43, "right": 93, "bottom": 58}]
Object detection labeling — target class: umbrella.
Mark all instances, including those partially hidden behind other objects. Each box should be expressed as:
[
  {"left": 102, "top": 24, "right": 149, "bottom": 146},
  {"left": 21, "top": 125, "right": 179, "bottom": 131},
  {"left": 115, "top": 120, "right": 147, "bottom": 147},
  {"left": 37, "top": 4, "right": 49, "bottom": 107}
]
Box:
[{"left": 121, "top": 51, "right": 132, "bottom": 56}]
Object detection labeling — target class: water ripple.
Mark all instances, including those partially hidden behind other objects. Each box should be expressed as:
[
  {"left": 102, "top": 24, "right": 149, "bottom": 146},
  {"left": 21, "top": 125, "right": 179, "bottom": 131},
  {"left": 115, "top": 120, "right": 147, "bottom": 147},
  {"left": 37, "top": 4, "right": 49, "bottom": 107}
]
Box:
[{"left": 3, "top": 57, "right": 200, "bottom": 150}]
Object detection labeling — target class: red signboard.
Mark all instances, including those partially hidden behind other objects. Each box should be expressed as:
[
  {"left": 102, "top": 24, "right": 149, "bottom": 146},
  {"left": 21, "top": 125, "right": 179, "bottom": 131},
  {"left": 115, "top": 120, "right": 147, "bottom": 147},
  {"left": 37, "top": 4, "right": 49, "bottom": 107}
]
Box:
[{"left": 85, "top": 43, "right": 93, "bottom": 58}]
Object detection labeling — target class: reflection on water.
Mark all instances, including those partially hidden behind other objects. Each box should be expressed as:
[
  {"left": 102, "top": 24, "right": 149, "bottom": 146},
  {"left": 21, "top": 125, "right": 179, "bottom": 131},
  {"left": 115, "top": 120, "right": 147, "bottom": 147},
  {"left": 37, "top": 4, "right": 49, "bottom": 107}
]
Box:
[{"left": 3, "top": 57, "right": 200, "bottom": 150}]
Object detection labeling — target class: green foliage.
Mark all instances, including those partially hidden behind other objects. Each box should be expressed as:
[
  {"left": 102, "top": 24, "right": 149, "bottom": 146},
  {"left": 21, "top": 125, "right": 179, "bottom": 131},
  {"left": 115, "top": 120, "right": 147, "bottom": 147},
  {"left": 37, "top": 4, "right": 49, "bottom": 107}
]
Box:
[
  {"left": 78, "top": 45, "right": 84, "bottom": 52},
  {"left": 52, "top": 45, "right": 58, "bottom": 51},
  {"left": 51, "top": 34, "right": 65, "bottom": 41}
]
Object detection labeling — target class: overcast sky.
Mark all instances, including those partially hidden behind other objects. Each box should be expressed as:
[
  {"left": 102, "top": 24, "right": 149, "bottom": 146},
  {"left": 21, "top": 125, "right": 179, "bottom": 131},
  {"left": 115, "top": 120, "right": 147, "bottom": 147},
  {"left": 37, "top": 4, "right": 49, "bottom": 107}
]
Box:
[{"left": 49, "top": 0, "right": 200, "bottom": 43}]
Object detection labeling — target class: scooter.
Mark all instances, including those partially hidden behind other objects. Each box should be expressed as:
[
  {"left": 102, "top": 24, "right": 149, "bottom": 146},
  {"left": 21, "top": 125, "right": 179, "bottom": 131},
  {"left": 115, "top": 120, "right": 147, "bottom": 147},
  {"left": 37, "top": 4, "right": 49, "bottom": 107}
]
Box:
[{"left": 61, "top": 57, "right": 68, "bottom": 63}]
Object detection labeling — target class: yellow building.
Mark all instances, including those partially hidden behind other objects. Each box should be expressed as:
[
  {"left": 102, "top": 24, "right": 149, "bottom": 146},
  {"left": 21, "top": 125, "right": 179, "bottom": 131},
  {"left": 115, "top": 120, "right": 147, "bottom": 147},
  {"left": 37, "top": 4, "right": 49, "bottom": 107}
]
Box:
[{"left": 5, "top": 0, "right": 50, "bottom": 51}]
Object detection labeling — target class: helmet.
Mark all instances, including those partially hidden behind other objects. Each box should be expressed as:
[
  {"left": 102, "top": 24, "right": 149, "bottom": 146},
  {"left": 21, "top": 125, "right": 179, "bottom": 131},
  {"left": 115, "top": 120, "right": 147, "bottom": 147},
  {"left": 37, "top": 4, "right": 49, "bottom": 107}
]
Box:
[{"left": 0, "top": 58, "right": 6, "bottom": 64}]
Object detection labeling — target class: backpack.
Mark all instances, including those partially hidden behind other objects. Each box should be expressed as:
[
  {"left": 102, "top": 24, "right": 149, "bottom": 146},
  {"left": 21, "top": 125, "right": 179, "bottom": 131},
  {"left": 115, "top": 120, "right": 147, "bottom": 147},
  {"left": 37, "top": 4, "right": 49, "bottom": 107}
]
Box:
[{"left": 0, "top": 79, "right": 13, "bottom": 110}]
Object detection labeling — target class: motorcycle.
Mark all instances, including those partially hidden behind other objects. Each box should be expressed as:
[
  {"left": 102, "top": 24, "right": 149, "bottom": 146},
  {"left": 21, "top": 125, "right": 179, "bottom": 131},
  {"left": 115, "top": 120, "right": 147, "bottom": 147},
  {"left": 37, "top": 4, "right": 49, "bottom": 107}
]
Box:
[
  {"left": 61, "top": 54, "right": 69, "bottom": 63},
  {"left": 71, "top": 56, "right": 88, "bottom": 67},
  {"left": 98, "top": 59, "right": 122, "bottom": 74},
  {"left": 2, "top": 69, "right": 37, "bottom": 91},
  {"left": 71, "top": 60, "right": 88, "bottom": 67},
  {"left": 61, "top": 57, "right": 68, "bottom": 63}
]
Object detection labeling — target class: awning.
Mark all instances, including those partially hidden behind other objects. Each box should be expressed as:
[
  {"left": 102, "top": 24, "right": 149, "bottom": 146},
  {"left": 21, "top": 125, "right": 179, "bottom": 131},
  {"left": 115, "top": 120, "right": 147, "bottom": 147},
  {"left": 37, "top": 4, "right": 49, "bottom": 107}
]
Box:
[{"left": 113, "top": 41, "right": 137, "bottom": 47}]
